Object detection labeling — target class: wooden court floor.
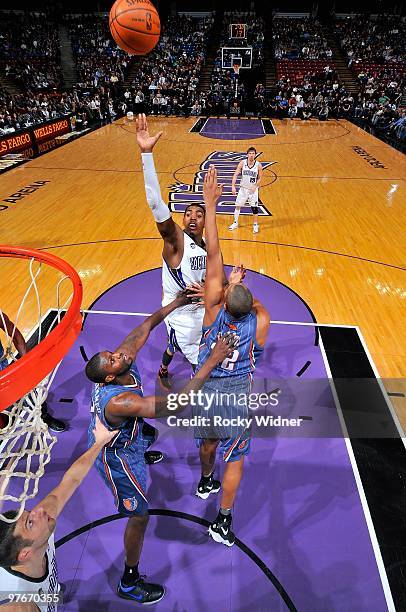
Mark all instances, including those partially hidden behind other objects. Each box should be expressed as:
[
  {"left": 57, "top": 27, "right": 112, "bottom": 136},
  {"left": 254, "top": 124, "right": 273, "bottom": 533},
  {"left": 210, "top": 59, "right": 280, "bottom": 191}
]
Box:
[{"left": 1, "top": 117, "right": 405, "bottom": 425}]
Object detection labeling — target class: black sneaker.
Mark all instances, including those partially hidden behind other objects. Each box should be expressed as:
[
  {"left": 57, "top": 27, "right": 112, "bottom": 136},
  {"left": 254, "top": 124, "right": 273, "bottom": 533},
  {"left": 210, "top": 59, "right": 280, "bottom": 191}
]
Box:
[
  {"left": 142, "top": 422, "right": 159, "bottom": 447},
  {"left": 117, "top": 576, "right": 165, "bottom": 605},
  {"left": 196, "top": 474, "right": 221, "bottom": 500},
  {"left": 42, "top": 413, "right": 66, "bottom": 433},
  {"left": 144, "top": 450, "right": 163, "bottom": 465},
  {"left": 208, "top": 512, "right": 235, "bottom": 547},
  {"left": 157, "top": 367, "right": 173, "bottom": 391}
]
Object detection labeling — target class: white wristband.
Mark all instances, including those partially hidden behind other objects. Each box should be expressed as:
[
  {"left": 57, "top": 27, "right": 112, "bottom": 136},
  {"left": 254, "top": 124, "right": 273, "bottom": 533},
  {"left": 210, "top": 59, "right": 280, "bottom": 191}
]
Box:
[{"left": 141, "top": 153, "right": 171, "bottom": 223}]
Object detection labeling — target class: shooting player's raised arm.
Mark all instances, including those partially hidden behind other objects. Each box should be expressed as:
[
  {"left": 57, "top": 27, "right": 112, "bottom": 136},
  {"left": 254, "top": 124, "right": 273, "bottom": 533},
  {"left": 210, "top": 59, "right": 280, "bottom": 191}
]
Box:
[{"left": 136, "top": 114, "right": 184, "bottom": 256}]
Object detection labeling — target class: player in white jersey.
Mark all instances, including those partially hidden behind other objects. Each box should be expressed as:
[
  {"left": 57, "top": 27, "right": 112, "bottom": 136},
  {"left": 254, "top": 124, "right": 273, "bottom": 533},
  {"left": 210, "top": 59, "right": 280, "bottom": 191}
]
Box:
[
  {"left": 136, "top": 115, "right": 244, "bottom": 387},
  {"left": 0, "top": 417, "right": 117, "bottom": 612},
  {"left": 134, "top": 114, "right": 207, "bottom": 389},
  {"left": 229, "top": 146, "right": 263, "bottom": 234}
]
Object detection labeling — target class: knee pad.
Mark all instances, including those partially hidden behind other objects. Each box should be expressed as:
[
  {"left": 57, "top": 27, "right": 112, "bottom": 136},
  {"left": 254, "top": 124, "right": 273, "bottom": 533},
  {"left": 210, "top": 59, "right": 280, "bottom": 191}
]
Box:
[{"left": 251, "top": 206, "right": 259, "bottom": 215}]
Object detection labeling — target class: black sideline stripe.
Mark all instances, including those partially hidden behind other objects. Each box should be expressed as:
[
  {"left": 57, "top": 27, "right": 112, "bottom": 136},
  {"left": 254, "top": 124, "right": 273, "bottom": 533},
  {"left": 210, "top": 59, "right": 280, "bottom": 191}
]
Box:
[
  {"left": 262, "top": 119, "right": 276, "bottom": 135},
  {"left": 319, "top": 326, "right": 406, "bottom": 609},
  {"left": 191, "top": 117, "right": 206, "bottom": 133}
]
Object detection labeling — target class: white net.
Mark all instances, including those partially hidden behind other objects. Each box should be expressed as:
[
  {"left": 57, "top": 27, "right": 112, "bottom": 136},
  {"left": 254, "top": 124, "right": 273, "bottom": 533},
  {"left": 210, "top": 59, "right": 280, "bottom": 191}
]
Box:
[
  {"left": 0, "top": 386, "right": 57, "bottom": 523},
  {"left": 0, "top": 250, "right": 81, "bottom": 523}
]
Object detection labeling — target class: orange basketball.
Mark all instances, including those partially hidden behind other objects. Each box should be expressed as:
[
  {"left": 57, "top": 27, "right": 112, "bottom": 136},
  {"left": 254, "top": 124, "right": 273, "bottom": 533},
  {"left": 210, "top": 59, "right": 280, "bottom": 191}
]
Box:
[{"left": 109, "top": 0, "right": 160, "bottom": 55}]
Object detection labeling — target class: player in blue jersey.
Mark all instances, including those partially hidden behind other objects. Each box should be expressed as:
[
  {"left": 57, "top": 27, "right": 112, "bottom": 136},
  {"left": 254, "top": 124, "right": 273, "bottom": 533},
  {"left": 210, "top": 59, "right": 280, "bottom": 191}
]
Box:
[
  {"left": 85, "top": 293, "right": 235, "bottom": 605},
  {"left": 195, "top": 166, "right": 271, "bottom": 547}
]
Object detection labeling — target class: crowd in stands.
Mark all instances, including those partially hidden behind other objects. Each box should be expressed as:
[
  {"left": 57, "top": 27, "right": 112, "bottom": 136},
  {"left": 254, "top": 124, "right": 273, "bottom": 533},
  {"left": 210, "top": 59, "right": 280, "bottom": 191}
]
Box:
[
  {"left": 335, "top": 15, "right": 405, "bottom": 66},
  {"left": 266, "top": 66, "right": 405, "bottom": 142},
  {"left": 0, "top": 12, "right": 61, "bottom": 91},
  {"left": 273, "top": 17, "right": 332, "bottom": 60},
  {"left": 0, "top": 12, "right": 215, "bottom": 133},
  {"left": 267, "top": 14, "right": 405, "bottom": 143},
  {"left": 0, "top": 11, "right": 404, "bottom": 144},
  {"left": 267, "top": 69, "right": 349, "bottom": 120},
  {"left": 333, "top": 15, "right": 405, "bottom": 142},
  {"left": 129, "top": 14, "right": 214, "bottom": 110},
  {"left": 0, "top": 87, "right": 112, "bottom": 135},
  {"left": 66, "top": 14, "right": 129, "bottom": 90}
]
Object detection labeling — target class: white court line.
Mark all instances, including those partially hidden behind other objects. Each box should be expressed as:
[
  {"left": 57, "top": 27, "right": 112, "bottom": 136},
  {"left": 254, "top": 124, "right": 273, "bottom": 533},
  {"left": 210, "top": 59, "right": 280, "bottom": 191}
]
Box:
[
  {"left": 189, "top": 117, "right": 209, "bottom": 133},
  {"left": 356, "top": 327, "right": 406, "bottom": 448},
  {"left": 80, "top": 309, "right": 358, "bottom": 328},
  {"left": 318, "top": 335, "right": 396, "bottom": 612},
  {"left": 82, "top": 309, "right": 153, "bottom": 317}
]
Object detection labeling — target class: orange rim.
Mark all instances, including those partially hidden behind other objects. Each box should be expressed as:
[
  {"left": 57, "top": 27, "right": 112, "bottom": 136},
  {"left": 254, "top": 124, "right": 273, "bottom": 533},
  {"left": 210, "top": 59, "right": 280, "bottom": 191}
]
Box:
[{"left": 0, "top": 246, "right": 83, "bottom": 411}]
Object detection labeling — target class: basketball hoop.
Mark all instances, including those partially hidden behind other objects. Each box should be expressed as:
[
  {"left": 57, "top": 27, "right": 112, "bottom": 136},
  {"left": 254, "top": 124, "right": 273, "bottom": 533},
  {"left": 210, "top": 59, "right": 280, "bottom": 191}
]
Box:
[{"left": 0, "top": 246, "right": 82, "bottom": 522}]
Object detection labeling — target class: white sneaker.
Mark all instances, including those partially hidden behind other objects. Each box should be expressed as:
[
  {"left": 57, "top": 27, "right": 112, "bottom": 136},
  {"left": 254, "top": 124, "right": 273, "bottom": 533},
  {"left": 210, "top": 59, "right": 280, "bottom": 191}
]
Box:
[
  {"left": 229, "top": 222, "right": 239, "bottom": 231},
  {"left": 253, "top": 223, "right": 259, "bottom": 234}
]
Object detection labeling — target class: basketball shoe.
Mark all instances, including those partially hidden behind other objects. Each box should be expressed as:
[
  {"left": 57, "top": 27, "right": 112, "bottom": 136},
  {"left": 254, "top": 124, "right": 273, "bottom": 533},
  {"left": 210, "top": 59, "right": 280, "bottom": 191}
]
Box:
[
  {"left": 144, "top": 451, "right": 163, "bottom": 465},
  {"left": 253, "top": 223, "right": 259, "bottom": 234},
  {"left": 196, "top": 473, "right": 221, "bottom": 499},
  {"left": 208, "top": 511, "right": 235, "bottom": 547},
  {"left": 117, "top": 576, "right": 165, "bottom": 604},
  {"left": 228, "top": 222, "right": 238, "bottom": 231}
]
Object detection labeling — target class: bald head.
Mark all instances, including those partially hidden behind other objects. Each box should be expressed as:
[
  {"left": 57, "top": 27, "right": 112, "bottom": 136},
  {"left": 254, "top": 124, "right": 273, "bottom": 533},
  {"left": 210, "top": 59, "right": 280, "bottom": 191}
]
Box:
[
  {"left": 85, "top": 352, "right": 108, "bottom": 383},
  {"left": 225, "top": 284, "right": 253, "bottom": 318}
]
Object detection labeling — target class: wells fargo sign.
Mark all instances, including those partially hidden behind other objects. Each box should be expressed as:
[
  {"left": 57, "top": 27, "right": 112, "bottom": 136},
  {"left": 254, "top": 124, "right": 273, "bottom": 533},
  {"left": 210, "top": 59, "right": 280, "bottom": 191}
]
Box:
[
  {"left": 0, "top": 118, "right": 71, "bottom": 158},
  {"left": 0, "top": 131, "right": 33, "bottom": 156},
  {"left": 33, "top": 119, "right": 70, "bottom": 142}
]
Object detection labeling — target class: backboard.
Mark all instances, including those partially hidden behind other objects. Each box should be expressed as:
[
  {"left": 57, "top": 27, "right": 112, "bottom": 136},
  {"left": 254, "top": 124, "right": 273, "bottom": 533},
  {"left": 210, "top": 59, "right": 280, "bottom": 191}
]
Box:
[{"left": 221, "top": 47, "right": 252, "bottom": 70}]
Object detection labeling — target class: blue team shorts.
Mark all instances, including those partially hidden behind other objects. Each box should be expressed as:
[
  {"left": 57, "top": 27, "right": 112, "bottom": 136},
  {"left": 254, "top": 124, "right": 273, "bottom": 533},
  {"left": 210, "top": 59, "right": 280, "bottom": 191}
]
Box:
[
  {"left": 194, "top": 375, "right": 252, "bottom": 463},
  {"left": 0, "top": 358, "right": 9, "bottom": 371},
  {"left": 95, "top": 421, "right": 157, "bottom": 517}
]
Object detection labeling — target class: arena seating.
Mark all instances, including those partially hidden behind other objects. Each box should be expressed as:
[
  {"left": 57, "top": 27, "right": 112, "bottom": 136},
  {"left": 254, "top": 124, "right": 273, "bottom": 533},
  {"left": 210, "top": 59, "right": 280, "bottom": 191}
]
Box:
[
  {"left": 0, "top": 11, "right": 404, "bottom": 144},
  {"left": 0, "top": 12, "right": 62, "bottom": 91},
  {"left": 66, "top": 14, "right": 129, "bottom": 89},
  {"left": 273, "top": 17, "right": 333, "bottom": 60},
  {"left": 128, "top": 14, "right": 214, "bottom": 114}
]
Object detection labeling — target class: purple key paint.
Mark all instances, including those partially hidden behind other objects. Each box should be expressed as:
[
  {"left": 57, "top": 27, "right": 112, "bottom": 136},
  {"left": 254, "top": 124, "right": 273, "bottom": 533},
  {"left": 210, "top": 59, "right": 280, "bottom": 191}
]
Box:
[
  {"left": 200, "top": 118, "right": 265, "bottom": 140},
  {"left": 27, "top": 268, "right": 387, "bottom": 611}
]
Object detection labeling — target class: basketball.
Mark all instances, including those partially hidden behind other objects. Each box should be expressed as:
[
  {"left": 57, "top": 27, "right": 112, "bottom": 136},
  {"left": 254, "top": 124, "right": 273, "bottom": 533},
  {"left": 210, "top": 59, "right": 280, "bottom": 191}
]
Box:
[{"left": 109, "top": 0, "right": 160, "bottom": 55}]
